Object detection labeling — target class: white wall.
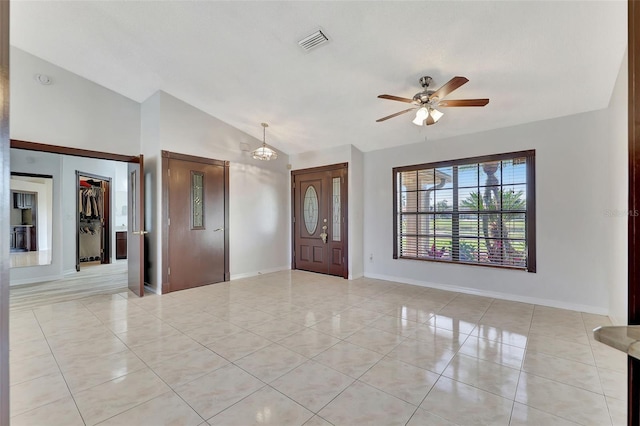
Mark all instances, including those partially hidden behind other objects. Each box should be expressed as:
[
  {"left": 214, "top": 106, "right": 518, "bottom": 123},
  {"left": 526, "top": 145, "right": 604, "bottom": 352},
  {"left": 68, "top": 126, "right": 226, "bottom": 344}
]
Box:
[
  {"left": 114, "top": 163, "right": 128, "bottom": 231},
  {"left": 605, "top": 52, "right": 628, "bottom": 325},
  {"left": 290, "top": 145, "right": 352, "bottom": 171},
  {"left": 364, "top": 108, "right": 615, "bottom": 315},
  {"left": 289, "top": 144, "right": 364, "bottom": 279},
  {"left": 9, "top": 150, "right": 63, "bottom": 285},
  {"left": 141, "top": 91, "right": 291, "bottom": 292},
  {"left": 10, "top": 47, "right": 140, "bottom": 155},
  {"left": 350, "top": 145, "right": 364, "bottom": 279}
]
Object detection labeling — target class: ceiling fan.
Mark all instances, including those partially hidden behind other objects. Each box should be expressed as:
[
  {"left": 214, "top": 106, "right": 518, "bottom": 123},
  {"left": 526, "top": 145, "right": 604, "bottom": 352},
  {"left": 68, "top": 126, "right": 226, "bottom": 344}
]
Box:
[{"left": 376, "top": 76, "right": 489, "bottom": 126}]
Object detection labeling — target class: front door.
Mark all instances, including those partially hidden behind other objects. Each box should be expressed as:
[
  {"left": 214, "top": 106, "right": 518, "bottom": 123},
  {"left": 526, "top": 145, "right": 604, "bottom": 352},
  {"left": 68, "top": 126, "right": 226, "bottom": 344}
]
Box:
[
  {"left": 127, "top": 156, "right": 145, "bottom": 297},
  {"left": 166, "top": 152, "right": 229, "bottom": 292},
  {"left": 292, "top": 163, "right": 348, "bottom": 278}
]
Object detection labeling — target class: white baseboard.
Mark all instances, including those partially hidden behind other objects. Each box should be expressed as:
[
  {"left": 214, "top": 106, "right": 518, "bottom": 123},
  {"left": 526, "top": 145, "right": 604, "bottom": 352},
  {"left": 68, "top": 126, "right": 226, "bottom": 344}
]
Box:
[
  {"left": 231, "top": 265, "right": 290, "bottom": 281},
  {"left": 609, "top": 314, "right": 627, "bottom": 326},
  {"left": 364, "top": 272, "right": 609, "bottom": 316},
  {"left": 63, "top": 269, "right": 77, "bottom": 276},
  {"left": 349, "top": 272, "right": 364, "bottom": 280}
]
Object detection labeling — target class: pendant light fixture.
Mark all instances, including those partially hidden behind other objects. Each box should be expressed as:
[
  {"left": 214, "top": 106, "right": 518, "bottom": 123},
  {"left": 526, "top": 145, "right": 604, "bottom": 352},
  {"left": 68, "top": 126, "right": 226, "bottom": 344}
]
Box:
[{"left": 252, "top": 122, "right": 278, "bottom": 161}]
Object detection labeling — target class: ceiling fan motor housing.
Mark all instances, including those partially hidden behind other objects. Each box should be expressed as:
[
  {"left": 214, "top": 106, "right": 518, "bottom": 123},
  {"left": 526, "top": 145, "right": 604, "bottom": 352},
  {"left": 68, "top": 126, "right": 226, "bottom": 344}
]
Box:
[
  {"left": 413, "top": 89, "right": 436, "bottom": 105},
  {"left": 419, "top": 76, "right": 433, "bottom": 88},
  {"left": 413, "top": 76, "right": 436, "bottom": 104}
]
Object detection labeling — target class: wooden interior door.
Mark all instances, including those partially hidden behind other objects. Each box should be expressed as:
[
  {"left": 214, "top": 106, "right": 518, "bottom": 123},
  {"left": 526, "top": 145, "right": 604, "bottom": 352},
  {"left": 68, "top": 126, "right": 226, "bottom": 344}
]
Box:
[
  {"left": 127, "top": 156, "right": 145, "bottom": 297},
  {"left": 292, "top": 163, "right": 348, "bottom": 278},
  {"left": 166, "top": 153, "right": 228, "bottom": 292}
]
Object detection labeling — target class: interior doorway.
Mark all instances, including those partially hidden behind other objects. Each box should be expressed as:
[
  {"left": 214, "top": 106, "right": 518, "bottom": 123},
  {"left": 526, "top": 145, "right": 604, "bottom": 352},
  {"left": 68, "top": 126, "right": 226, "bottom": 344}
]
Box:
[
  {"left": 76, "top": 171, "right": 111, "bottom": 270},
  {"left": 10, "top": 139, "right": 145, "bottom": 297},
  {"left": 162, "top": 151, "right": 229, "bottom": 293},
  {"left": 292, "top": 163, "right": 348, "bottom": 278}
]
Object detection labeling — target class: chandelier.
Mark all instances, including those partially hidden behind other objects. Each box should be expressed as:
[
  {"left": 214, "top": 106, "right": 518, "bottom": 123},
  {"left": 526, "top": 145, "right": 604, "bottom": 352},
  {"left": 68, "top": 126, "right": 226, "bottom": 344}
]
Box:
[{"left": 252, "top": 122, "right": 278, "bottom": 161}]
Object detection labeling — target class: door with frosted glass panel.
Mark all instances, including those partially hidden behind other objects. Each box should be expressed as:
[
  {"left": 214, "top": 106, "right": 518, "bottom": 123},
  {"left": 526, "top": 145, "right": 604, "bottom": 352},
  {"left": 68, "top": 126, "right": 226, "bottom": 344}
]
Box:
[
  {"left": 167, "top": 156, "right": 227, "bottom": 292},
  {"left": 292, "top": 163, "right": 348, "bottom": 278}
]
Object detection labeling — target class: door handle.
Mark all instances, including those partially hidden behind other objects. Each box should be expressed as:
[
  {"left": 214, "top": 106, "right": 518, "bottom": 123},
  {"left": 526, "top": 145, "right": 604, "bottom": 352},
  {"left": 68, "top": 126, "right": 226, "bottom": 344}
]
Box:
[
  {"left": 132, "top": 230, "right": 149, "bottom": 235},
  {"left": 214, "top": 228, "right": 224, "bottom": 232},
  {"left": 320, "top": 220, "right": 328, "bottom": 244}
]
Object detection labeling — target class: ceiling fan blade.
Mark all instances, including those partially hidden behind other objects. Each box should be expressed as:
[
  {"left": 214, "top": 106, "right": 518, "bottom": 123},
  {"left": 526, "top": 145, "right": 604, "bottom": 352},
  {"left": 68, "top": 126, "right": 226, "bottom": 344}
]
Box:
[
  {"left": 429, "top": 76, "right": 469, "bottom": 101},
  {"left": 378, "top": 94, "right": 414, "bottom": 103},
  {"left": 438, "top": 99, "right": 490, "bottom": 107},
  {"left": 376, "top": 108, "right": 416, "bottom": 122}
]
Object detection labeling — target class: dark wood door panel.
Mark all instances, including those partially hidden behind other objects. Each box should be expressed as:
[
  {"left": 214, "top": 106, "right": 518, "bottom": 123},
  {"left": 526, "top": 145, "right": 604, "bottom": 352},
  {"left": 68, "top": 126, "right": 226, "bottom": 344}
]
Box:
[
  {"left": 312, "top": 246, "right": 324, "bottom": 263},
  {"left": 331, "top": 248, "right": 343, "bottom": 266},
  {"left": 299, "top": 245, "right": 311, "bottom": 261},
  {"left": 292, "top": 164, "right": 348, "bottom": 278},
  {"left": 168, "top": 158, "right": 226, "bottom": 292},
  {"left": 294, "top": 171, "right": 328, "bottom": 274},
  {"left": 116, "top": 231, "right": 127, "bottom": 259}
]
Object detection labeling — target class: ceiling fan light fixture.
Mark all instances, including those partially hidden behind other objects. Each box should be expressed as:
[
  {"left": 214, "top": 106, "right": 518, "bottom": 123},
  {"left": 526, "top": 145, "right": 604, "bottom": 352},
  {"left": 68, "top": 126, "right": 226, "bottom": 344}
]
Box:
[
  {"left": 252, "top": 123, "right": 278, "bottom": 161},
  {"left": 376, "top": 75, "right": 488, "bottom": 125},
  {"left": 429, "top": 108, "right": 444, "bottom": 123},
  {"left": 412, "top": 107, "right": 429, "bottom": 126}
]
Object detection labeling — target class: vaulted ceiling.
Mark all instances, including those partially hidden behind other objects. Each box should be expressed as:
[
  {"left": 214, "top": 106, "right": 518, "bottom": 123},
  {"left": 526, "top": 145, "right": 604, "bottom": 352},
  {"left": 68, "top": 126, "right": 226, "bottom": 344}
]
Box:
[{"left": 10, "top": 1, "right": 627, "bottom": 154}]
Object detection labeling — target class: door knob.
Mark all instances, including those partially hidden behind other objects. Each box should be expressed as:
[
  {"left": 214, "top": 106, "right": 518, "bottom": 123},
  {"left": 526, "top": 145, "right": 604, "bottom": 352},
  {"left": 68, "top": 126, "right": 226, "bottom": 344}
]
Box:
[
  {"left": 132, "top": 230, "right": 149, "bottom": 235},
  {"left": 320, "top": 222, "right": 328, "bottom": 244},
  {"left": 214, "top": 228, "right": 225, "bottom": 232}
]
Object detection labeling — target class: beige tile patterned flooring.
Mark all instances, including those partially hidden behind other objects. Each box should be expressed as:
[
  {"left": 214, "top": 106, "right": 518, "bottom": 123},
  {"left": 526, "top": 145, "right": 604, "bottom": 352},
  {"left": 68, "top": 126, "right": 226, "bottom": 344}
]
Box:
[{"left": 9, "top": 270, "right": 626, "bottom": 425}]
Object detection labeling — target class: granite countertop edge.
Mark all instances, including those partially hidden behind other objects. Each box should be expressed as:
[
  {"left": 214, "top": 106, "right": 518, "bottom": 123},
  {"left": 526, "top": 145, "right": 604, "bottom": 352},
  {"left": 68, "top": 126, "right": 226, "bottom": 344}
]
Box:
[{"left": 594, "top": 325, "right": 640, "bottom": 358}]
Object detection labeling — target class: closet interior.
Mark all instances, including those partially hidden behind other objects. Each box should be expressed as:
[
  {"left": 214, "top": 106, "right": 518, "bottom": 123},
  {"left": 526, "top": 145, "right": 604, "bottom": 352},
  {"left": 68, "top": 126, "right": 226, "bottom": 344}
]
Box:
[{"left": 77, "top": 172, "right": 111, "bottom": 269}]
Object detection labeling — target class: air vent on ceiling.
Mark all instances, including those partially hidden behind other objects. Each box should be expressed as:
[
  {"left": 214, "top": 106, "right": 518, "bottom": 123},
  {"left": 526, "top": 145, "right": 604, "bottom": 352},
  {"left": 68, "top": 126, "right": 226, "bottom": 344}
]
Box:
[{"left": 298, "top": 29, "right": 329, "bottom": 51}]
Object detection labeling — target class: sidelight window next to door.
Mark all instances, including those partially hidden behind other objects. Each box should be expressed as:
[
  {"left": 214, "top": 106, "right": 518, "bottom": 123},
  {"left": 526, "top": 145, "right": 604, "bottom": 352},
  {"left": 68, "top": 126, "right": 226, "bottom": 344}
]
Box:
[{"left": 292, "top": 163, "right": 348, "bottom": 278}]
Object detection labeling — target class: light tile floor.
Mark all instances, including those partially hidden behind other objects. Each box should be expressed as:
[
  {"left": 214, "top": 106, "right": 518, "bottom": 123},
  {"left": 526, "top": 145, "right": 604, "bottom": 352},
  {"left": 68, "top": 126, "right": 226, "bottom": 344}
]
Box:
[{"left": 9, "top": 270, "right": 626, "bottom": 425}]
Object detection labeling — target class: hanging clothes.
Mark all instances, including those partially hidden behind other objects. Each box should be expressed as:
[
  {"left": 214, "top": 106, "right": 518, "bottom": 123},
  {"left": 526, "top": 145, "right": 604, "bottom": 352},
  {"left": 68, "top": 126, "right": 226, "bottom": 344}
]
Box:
[
  {"left": 79, "top": 185, "right": 104, "bottom": 219},
  {"left": 79, "top": 180, "right": 105, "bottom": 262}
]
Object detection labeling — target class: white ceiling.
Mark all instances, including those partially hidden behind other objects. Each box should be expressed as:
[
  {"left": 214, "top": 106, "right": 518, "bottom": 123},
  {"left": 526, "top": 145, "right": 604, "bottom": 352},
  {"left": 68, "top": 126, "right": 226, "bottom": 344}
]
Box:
[{"left": 10, "top": 1, "right": 627, "bottom": 154}]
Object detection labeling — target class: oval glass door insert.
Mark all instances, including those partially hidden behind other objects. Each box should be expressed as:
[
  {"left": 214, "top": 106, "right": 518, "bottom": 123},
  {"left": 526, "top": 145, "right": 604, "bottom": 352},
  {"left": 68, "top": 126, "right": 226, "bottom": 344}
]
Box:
[{"left": 303, "top": 185, "right": 319, "bottom": 234}]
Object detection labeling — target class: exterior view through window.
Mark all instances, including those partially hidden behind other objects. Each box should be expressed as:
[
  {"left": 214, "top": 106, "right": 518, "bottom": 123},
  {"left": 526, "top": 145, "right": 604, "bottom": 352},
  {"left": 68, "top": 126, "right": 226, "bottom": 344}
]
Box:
[{"left": 393, "top": 150, "right": 536, "bottom": 272}]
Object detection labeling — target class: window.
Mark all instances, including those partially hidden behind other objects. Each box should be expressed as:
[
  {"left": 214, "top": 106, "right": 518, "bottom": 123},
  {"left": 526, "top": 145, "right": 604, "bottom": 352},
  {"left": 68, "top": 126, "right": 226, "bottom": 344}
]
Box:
[
  {"left": 191, "top": 171, "right": 204, "bottom": 229},
  {"left": 393, "top": 150, "right": 536, "bottom": 272}
]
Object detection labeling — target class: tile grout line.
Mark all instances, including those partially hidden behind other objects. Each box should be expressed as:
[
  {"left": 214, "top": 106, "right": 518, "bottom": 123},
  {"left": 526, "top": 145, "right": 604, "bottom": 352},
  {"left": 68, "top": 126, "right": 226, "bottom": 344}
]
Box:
[
  {"left": 10, "top": 271, "right": 625, "bottom": 426},
  {"left": 29, "top": 307, "right": 88, "bottom": 426}
]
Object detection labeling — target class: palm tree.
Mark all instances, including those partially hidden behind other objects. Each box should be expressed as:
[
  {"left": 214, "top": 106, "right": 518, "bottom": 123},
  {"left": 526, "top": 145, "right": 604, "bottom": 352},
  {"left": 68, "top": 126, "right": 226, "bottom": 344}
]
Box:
[
  {"left": 459, "top": 189, "right": 525, "bottom": 213},
  {"left": 459, "top": 189, "right": 525, "bottom": 264}
]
